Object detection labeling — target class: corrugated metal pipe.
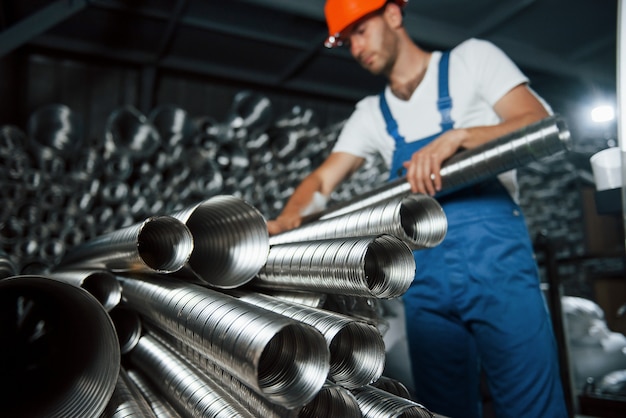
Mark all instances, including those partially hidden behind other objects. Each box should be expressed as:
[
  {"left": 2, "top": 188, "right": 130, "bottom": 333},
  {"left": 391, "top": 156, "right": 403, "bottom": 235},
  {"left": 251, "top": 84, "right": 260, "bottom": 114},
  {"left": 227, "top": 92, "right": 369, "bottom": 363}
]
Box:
[
  {"left": 101, "top": 367, "right": 157, "bottom": 418},
  {"left": 0, "top": 275, "right": 120, "bottom": 418},
  {"left": 116, "top": 274, "right": 330, "bottom": 409},
  {"left": 269, "top": 194, "right": 447, "bottom": 250},
  {"left": 169, "top": 195, "right": 269, "bottom": 288},
  {"left": 229, "top": 291, "right": 386, "bottom": 388},
  {"left": 48, "top": 269, "right": 122, "bottom": 312},
  {"left": 352, "top": 384, "right": 434, "bottom": 418},
  {"left": 126, "top": 369, "right": 183, "bottom": 418},
  {"left": 257, "top": 235, "right": 416, "bottom": 299},
  {"left": 309, "top": 114, "right": 570, "bottom": 221},
  {"left": 57, "top": 216, "right": 193, "bottom": 274}
]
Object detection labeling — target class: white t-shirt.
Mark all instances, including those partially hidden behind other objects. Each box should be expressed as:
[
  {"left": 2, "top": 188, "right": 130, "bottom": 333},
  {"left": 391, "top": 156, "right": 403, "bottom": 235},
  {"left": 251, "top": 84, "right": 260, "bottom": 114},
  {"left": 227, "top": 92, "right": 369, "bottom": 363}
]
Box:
[{"left": 332, "top": 38, "right": 539, "bottom": 200}]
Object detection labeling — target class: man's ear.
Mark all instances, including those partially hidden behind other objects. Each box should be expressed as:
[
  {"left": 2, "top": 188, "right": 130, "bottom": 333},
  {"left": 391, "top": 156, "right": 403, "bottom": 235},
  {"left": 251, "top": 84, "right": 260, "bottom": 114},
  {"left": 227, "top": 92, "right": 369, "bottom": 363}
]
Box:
[{"left": 383, "top": 2, "right": 404, "bottom": 29}]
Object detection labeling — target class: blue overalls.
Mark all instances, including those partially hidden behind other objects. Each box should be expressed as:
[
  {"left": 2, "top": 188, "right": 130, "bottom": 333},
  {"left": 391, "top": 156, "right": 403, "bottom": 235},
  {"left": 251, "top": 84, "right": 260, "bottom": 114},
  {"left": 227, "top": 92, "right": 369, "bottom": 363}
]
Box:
[{"left": 381, "top": 52, "right": 568, "bottom": 418}]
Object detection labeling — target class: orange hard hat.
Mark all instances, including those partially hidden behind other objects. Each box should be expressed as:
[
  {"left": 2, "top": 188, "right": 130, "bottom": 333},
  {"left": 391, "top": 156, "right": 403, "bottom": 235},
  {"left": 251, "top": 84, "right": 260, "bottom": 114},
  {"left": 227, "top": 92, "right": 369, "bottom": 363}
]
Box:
[{"left": 324, "top": 0, "right": 408, "bottom": 48}]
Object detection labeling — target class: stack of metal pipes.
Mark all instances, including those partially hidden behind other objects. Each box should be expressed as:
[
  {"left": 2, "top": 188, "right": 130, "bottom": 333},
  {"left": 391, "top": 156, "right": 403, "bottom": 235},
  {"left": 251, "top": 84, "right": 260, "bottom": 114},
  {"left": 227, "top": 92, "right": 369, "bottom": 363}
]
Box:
[{"left": 0, "top": 92, "right": 570, "bottom": 417}]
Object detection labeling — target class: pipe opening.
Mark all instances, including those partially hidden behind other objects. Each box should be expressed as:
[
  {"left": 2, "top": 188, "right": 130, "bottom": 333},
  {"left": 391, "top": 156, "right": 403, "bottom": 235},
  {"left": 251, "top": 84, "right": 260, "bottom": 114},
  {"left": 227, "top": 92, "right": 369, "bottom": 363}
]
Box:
[
  {"left": 400, "top": 195, "right": 447, "bottom": 248},
  {"left": 137, "top": 217, "right": 193, "bottom": 273},
  {"left": 257, "top": 323, "right": 329, "bottom": 408},
  {"left": 363, "top": 235, "right": 414, "bottom": 298},
  {"left": 81, "top": 271, "right": 122, "bottom": 312}
]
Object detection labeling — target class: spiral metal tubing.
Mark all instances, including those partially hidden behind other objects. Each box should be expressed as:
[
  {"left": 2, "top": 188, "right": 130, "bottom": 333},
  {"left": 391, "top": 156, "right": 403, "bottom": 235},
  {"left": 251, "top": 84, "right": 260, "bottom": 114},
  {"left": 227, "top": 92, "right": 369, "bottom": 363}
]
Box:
[
  {"left": 170, "top": 195, "right": 269, "bottom": 288},
  {"left": 371, "top": 376, "right": 413, "bottom": 400},
  {"left": 127, "top": 334, "right": 255, "bottom": 418},
  {"left": 126, "top": 369, "right": 183, "bottom": 418},
  {"left": 117, "top": 274, "right": 330, "bottom": 408},
  {"left": 257, "top": 235, "right": 416, "bottom": 299},
  {"left": 101, "top": 367, "right": 156, "bottom": 418},
  {"left": 309, "top": 115, "right": 570, "bottom": 221},
  {"left": 352, "top": 385, "right": 435, "bottom": 418},
  {"left": 300, "top": 381, "right": 362, "bottom": 418},
  {"left": 49, "top": 269, "right": 122, "bottom": 312},
  {"left": 58, "top": 216, "right": 194, "bottom": 274},
  {"left": 0, "top": 275, "right": 120, "bottom": 418},
  {"left": 269, "top": 194, "right": 447, "bottom": 250},
  {"left": 231, "top": 291, "right": 386, "bottom": 388}
]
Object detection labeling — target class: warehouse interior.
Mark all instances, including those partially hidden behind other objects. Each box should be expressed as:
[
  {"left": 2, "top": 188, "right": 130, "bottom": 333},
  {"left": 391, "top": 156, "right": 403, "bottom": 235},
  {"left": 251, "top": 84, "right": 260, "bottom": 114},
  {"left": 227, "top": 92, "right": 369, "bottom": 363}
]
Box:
[{"left": 0, "top": 0, "right": 625, "bottom": 417}]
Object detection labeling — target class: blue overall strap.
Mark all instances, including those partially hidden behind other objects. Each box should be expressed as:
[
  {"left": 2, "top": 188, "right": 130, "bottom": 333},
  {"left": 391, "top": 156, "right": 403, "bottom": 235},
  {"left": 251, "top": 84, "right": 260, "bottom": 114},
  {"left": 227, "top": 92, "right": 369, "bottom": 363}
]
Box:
[
  {"left": 437, "top": 51, "right": 454, "bottom": 131},
  {"left": 379, "top": 90, "right": 404, "bottom": 144}
]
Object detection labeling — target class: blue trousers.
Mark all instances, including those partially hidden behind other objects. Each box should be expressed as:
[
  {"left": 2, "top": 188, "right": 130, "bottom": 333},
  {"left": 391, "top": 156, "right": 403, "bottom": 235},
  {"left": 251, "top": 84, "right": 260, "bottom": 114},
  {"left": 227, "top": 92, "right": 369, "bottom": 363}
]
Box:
[{"left": 404, "top": 187, "right": 568, "bottom": 418}]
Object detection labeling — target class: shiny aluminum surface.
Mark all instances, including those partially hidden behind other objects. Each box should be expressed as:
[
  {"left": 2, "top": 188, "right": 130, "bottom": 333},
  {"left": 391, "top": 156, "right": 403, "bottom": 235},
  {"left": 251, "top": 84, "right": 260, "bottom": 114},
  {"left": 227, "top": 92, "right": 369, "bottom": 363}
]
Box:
[
  {"left": 300, "top": 381, "right": 362, "bottom": 418},
  {"left": 352, "top": 385, "right": 434, "bottom": 418},
  {"left": 312, "top": 115, "right": 570, "bottom": 221},
  {"left": 101, "top": 368, "right": 156, "bottom": 418},
  {"left": 126, "top": 369, "right": 183, "bottom": 418},
  {"left": 49, "top": 269, "right": 122, "bottom": 311},
  {"left": 58, "top": 216, "right": 193, "bottom": 274},
  {"left": 170, "top": 195, "right": 269, "bottom": 288},
  {"left": 232, "top": 291, "right": 386, "bottom": 388},
  {"left": 258, "top": 235, "right": 415, "bottom": 298},
  {"left": 0, "top": 275, "right": 120, "bottom": 418},
  {"left": 270, "top": 194, "right": 447, "bottom": 250},
  {"left": 128, "top": 334, "right": 255, "bottom": 418},
  {"left": 117, "top": 274, "right": 330, "bottom": 408}
]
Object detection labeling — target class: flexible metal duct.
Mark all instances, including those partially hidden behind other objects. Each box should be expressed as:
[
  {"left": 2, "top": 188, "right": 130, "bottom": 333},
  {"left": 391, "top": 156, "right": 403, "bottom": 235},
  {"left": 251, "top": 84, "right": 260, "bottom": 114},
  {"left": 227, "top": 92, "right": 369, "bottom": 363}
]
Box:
[
  {"left": 27, "top": 104, "right": 84, "bottom": 160},
  {"left": 128, "top": 333, "right": 256, "bottom": 418},
  {"left": 309, "top": 115, "right": 570, "bottom": 221},
  {"left": 256, "top": 235, "right": 415, "bottom": 299},
  {"left": 116, "top": 274, "right": 330, "bottom": 408},
  {"left": 371, "top": 376, "right": 413, "bottom": 400},
  {"left": 270, "top": 194, "right": 447, "bottom": 250},
  {"left": 230, "top": 291, "right": 386, "bottom": 388},
  {"left": 0, "top": 275, "right": 120, "bottom": 418},
  {"left": 300, "top": 381, "right": 362, "bottom": 418},
  {"left": 258, "top": 290, "right": 327, "bottom": 308},
  {"left": 149, "top": 105, "right": 197, "bottom": 151},
  {"left": 169, "top": 195, "right": 269, "bottom": 288},
  {"left": 145, "top": 328, "right": 297, "bottom": 418},
  {"left": 126, "top": 369, "right": 183, "bottom": 418},
  {"left": 57, "top": 216, "right": 193, "bottom": 274},
  {"left": 104, "top": 106, "right": 160, "bottom": 160},
  {"left": 48, "top": 269, "right": 122, "bottom": 312},
  {"left": 101, "top": 367, "right": 157, "bottom": 418},
  {"left": 352, "top": 385, "right": 434, "bottom": 418}
]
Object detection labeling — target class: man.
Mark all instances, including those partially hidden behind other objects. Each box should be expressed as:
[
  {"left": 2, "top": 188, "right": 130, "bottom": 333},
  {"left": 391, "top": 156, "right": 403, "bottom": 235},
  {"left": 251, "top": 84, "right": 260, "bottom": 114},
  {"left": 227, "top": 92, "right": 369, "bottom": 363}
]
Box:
[{"left": 267, "top": 1, "right": 568, "bottom": 417}]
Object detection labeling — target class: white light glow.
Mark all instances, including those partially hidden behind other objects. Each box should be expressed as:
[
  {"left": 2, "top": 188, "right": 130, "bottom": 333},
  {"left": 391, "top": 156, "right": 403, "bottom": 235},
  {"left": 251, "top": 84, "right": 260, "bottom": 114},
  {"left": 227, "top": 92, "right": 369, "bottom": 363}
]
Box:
[{"left": 591, "top": 105, "right": 616, "bottom": 123}]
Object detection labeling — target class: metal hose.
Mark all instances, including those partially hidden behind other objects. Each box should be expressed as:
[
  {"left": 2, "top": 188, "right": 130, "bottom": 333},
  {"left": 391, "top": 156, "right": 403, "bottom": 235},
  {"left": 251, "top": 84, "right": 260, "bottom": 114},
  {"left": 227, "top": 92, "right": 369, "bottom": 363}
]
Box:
[
  {"left": 117, "top": 274, "right": 330, "bottom": 408},
  {"left": 169, "top": 195, "right": 269, "bottom": 288},
  {"left": 257, "top": 235, "right": 415, "bottom": 299},
  {"left": 101, "top": 367, "right": 156, "bottom": 418},
  {"left": 230, "top": 291, "right": 386, "bottom": 388},
  {"left": 48, "top": 269, "right": 122, "bottom": 312},
  {"left": 270, "top": 194, "right": 447, "bottom": 250},
  {"left": 128, "top": 333, "right": 256, "bottom": 418},
  {"left": 352, "top": 385, "right": 434, "bottom": 418},
  {"left": 57, "top": 216, "right": 194, "bottom": 274},
  {"left": 309, "top": 114, "right": 570, "bottom": 221},
  {"left": 371, "top": 376, "right": 413, "bottom": 400},
  {"left": 300, "top": 381, "right": 362, "bottom": 418},
  {"left": 126, "top": 369, "right": 183, "bottom": 418},
  {"left": 0, "top": 275, "right": 120, "bottom": 418}
]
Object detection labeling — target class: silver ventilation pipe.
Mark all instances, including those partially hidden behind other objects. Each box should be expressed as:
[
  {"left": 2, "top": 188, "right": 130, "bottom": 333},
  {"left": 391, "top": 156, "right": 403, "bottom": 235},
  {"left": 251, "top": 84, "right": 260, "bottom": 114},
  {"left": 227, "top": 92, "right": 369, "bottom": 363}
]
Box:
[
  {"left": 57, "top": 216, "right": 194, "bottom": 274},
  {"left": 229, "top": 291, "right": 386, "bottom": 388},
  {"left": 0, "top": 275, "right": 120, "bottom": 418},
  {"left": 101, "top": 367, "right": 157, "bottom": 418},
  {"left": 116, "top": 274, "right": 330, "bottom": 409},
  {"left": 48, "top": 269, "right": 122, "bottom": 312},
  {"left": 257, "top": 235, "right": 415, "bottom": 299},
  {"left": 126, "top": 369, "right": 183, "bottom": 418},
  {"left": 352, "top": 385, "right": 435, "bottom": 418},
  {"left": 300, "top": 381, "right": 362, "bottom": 418},
  {"left": 269, "top": 194, "right": 447, "bottom": 250},
  {"left": 169, "top": 195, "right": 269, "bottom": 288},
  {"left": 308, "top": 115, "right": 570, "bottom": 221}
]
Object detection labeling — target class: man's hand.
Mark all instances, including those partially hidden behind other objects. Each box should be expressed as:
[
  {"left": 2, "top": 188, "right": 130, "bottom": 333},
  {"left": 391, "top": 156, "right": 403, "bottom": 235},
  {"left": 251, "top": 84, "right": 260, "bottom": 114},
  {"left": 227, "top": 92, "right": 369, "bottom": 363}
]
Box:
[
  {"left": 403, "top": 128, "right": 466, "bottom": 195},
  {"left": 267, "top": 213, "right": 303, "bottom": 236}
]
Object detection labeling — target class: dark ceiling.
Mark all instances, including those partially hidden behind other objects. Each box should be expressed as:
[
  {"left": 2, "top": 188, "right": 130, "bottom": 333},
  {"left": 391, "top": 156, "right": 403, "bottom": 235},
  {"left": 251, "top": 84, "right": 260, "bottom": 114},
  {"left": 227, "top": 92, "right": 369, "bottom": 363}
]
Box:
[{"left": 0, "top": 0, "right": 619, "bottom": 115}]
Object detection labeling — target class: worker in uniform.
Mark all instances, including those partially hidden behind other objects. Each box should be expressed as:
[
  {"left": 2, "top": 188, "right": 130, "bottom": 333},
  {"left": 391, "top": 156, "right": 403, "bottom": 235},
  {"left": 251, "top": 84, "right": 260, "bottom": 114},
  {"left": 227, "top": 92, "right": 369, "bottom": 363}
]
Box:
[{"left": 267, "top": 1, "right": 569, "bottom": 417}]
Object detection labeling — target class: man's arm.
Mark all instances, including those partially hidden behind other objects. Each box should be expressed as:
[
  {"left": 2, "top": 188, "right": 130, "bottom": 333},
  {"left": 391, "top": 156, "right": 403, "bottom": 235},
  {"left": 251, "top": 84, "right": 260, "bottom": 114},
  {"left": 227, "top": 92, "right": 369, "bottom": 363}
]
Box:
[
  {"left": 404, "top": 83, "right": 549, "bottom": 196},
  {"left": 267, "top": 152, "right": 365, "bottom": 235}
]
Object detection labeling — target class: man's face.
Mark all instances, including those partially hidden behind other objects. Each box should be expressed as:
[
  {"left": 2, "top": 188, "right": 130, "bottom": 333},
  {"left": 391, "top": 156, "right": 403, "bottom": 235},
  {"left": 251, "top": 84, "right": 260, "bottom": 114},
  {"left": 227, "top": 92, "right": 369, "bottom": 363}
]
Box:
[{"left": 344, "top": 10, "right": 396, "bottom": 76}]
